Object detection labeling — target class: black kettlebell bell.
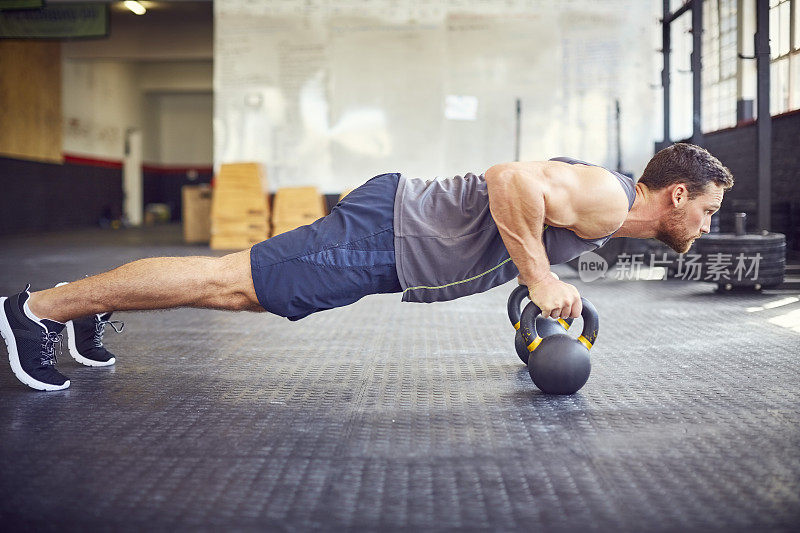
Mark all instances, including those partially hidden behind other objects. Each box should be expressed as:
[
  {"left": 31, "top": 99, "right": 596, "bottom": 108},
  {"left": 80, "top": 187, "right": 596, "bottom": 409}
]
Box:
[
  {"left": 518, "top": 297, "right": 599, "bottom": 395},
  {"left": 507, "top": 285, "right": 573, "bottom": 365}
]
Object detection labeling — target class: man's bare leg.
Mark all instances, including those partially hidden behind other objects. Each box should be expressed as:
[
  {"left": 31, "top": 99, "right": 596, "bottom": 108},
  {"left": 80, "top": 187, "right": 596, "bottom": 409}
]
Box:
[{"left": 26, "top": 248, "right": 264, "bottom": 323}]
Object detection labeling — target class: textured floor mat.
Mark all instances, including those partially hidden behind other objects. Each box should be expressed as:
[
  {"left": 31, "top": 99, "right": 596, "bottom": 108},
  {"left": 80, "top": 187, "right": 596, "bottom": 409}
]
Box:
[{"left": 0, "top": 226, "right": 798, "bottom": 531}]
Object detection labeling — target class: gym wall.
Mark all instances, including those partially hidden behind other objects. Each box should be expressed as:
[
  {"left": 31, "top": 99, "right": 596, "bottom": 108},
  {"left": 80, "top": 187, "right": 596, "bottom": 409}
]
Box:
[
  {"left": 61, "top": 60, "right": 143, "bottom": 162},
  {"left": 0, "top": 5, "right": 214, "bottom": 235},
  {"left": 140, "top": 89, "right": 214, "bottom": 222},
  {"left": 62, "top": 60, "right": 214, "bottom": 165},
  {"left": 59, "top": 11, "right": 214, "bottom": 225},
  {"left": 0, "top": 155, "right": 123, "bottom": 234},
  {"left": 213, "top": 0, "right": 658, "bottom": 193},
  {"left": 700, "top": 108, "right": 800, "bottom": 251},
  {"left": 57, "top": 61, "right": 215, "bottom": 226},
  {"left": 142, "top": 92, "right": 213, "bottom": 167},
  {"left": 0, "top": 61, "right": 213, "bottom": 235}
]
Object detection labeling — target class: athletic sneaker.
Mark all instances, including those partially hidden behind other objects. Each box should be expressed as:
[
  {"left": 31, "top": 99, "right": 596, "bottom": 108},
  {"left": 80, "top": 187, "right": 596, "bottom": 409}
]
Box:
[
  {"left": 54, "top": 283, "right": 123, "bottom": 367},
  {"left": 64, "top": 312, "right": 123, "bottom": 367},
  {"left": 0, "top": 284, "right": 70, "bottom": 391}
]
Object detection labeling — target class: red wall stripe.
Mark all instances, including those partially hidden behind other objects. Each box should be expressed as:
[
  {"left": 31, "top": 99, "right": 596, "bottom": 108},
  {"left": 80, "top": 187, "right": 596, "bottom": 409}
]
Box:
[
  {"left": 63, "top": 153, "right": 212, "bottom": 174},
  {"left": 63, "top": 154, "right": 123, "bottom": 169},
  {"left": 142, "top": 164, "right": 214, "bottom": 175}
]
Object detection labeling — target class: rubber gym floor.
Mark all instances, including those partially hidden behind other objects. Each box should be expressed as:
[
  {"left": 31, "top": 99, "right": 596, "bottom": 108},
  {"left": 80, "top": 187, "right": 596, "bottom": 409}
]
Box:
[{"left": 1, "top": 225, "right": 798, "bottom": 532}]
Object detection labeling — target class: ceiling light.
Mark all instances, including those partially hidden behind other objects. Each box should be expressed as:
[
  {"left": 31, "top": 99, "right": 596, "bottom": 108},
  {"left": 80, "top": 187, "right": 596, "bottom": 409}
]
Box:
[{"left": 124, "top": 1, "right": 146, "bottom": 16}]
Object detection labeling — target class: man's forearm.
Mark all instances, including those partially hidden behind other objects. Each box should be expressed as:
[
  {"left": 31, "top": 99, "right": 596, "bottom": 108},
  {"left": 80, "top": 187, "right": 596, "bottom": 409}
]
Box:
[{"left": 485, "top": 171, "right": 553, "bottom": 286}]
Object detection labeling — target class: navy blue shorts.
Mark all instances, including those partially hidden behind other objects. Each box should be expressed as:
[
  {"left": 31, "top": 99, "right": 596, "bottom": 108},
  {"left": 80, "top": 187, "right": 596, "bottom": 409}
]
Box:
[{"left": 250, "top": 173, "right": 402, "bottom": 321}]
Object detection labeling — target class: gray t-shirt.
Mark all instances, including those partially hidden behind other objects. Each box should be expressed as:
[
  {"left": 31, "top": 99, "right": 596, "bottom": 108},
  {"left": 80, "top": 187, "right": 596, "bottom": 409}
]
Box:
[{"left": 393, "top": 157, "right": 636, "bottom": 303}]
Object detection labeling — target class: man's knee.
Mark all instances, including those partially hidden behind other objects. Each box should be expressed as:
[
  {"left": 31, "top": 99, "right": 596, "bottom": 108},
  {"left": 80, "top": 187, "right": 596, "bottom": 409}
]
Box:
[{"left": 210, "top": 251, "right": 264, "bottom": 312}]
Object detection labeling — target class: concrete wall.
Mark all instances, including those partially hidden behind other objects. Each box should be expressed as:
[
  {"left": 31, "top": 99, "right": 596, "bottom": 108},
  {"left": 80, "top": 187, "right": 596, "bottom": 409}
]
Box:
[
  {"left": 143, "top": 92, "right": 213, "bottom": 166},
  {"left": 62, "top": 60, "right": 213, "bottom": 165},
  {"left": 138, "top": 61, "right": 214, "bottom": 93},
  {"left": 61, "top": 60, "right": 143, "bottom": 161},
  {"left": 214, "top": 0, "right": 660, "bottom": 193}
]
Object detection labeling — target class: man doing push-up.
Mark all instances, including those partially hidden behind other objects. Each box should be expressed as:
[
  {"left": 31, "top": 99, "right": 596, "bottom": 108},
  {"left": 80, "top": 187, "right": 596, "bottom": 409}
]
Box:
[{"left": 0, "top": 142, "right": 733, "bottom": 391}]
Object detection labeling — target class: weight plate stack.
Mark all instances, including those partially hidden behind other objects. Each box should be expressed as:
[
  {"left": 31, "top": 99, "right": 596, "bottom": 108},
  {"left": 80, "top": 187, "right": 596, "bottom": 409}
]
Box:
[{"left": 692, "top": 232, "right": 786, "bottom": 290}]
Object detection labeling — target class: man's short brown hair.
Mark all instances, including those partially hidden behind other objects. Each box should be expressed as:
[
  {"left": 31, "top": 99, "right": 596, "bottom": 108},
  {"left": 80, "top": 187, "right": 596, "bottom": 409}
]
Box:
[{"left": 639, "top": 143, "right": 734, "bottom": 199}]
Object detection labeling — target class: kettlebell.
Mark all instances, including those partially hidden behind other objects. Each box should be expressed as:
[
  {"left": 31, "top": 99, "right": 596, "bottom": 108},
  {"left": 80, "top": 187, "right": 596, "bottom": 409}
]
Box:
[
  {"left": 507, "top": 285, "right": 573, "bottom": 365},
  {"left": 518, "top": 297, "right": 599, "bottom": 395}
]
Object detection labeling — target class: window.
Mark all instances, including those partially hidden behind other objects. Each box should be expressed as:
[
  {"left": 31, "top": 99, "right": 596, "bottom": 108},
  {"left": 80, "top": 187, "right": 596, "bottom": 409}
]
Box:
[
  {"left": 670, "top": 0, "right": 800, "bottom": 134},
  {"left": 769, "top": 0, "right": 799, "bottom": 113},
  {"left": 795, "top": 0, "right": 800, "bottom": 49},
  {"left": 702, "top": 0, "right": 738, "bottom": 131}
]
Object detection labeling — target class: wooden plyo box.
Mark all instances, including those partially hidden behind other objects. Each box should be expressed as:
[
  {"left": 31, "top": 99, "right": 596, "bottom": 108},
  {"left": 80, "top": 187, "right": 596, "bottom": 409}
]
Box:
[
  {"left": 210, "top": 163, "right": 270, "bottom": 250},
  {"left": 271, "top": 222, "right": 306, "bottom": 237},
  {"left": 270, "top": 186, "right": 326, "bottom": 237},
  {"left": 271, "top": 187, "right": 325, "bottom": 222},
  {"left": 182, "top": 185, "right": 212, "bottom": 244}
]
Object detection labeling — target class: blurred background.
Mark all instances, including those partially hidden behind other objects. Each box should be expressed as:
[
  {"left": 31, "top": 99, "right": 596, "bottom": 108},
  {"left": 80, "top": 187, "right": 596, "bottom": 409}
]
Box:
[{"left": 0, "top": 0, "right": 797, "bottom": 252}]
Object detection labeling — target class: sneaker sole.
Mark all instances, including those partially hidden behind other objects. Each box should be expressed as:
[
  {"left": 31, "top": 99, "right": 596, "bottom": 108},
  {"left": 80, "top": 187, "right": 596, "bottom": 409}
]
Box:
[
  {"left": 65, "top": 320, "right": 115, "bottom": 367},
  {"left": 0, "top": 297, "right": 70, "bottom": 391}
]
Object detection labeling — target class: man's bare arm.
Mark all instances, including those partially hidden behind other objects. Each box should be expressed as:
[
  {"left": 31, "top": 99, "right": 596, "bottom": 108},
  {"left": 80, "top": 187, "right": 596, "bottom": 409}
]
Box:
[
  {"left": 485, "top": 161, "right": 583, "bottom": 319},
  {"left": 484, "top": 161, "right": 627, "bottom": 319},
  {"left": 484, "top": 162, "right": 552, "bottom": 287}
]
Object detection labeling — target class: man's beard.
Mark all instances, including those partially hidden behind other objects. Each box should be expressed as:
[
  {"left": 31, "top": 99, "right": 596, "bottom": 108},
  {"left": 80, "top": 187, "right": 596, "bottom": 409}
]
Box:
[{"left": 655, "top": 207, "right": 697, "bottom": 254}]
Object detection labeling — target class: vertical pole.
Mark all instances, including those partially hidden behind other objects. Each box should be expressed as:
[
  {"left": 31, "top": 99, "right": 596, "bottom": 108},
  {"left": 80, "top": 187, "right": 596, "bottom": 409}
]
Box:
[
  {"left": 755, "top": 0, "right": 771, "bottom": 231},
  {"left": 515, "top": 98, "right": 521, "bottom": 162},
  {"left": 661, "top": 0, "right": 671, "bottom": 148},
  {"left": 123, "top": 128, "right": 143, "bottom": 226},
  {"left": 691, "top": 0, "right": 704, "bottom": 145},
  {"left": 615, "top": 99, "right": 622, "bottom": 173}
]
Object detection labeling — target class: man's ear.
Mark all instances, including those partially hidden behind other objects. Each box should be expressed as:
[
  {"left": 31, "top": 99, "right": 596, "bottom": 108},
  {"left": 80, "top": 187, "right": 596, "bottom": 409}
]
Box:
[{"left": 670, "top": 184, "right": 688, "bottom": 207}]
